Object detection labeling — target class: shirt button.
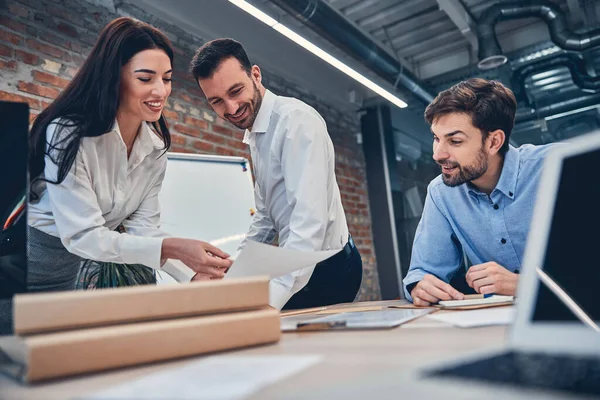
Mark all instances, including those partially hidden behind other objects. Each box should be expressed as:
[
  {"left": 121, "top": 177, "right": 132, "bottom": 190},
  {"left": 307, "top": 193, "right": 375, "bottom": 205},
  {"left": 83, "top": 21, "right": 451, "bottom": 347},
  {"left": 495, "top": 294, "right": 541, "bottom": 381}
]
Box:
[
  {"left": 501, "top": 238, "right": 507, "bottom": 244},
  {"left": 509, "top": 191, "right": 513, "bottom": 197},
  {"left": 493, "top": 204, "right": 499, "bottom": 210}
]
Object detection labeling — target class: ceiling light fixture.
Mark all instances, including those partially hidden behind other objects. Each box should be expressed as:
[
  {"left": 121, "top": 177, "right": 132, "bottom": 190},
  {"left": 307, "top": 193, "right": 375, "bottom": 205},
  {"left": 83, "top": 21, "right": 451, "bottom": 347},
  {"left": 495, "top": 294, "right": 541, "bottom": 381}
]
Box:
[{"left": 228, "top": 0, "right": 408, "bottom": 109}]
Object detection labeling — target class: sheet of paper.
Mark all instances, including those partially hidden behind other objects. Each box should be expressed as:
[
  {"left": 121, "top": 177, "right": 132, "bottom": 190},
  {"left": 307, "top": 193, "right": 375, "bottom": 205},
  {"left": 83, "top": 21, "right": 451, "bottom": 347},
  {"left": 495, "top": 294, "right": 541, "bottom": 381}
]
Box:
[
  {"left": 225, "top": 240, "right": 339, "bottom": 279},
  {"left": 82, "top": 355, "right": 321, "bottom": 400},
  {"left": 426, "top": 307, "right": 515, "bottom": 328}
]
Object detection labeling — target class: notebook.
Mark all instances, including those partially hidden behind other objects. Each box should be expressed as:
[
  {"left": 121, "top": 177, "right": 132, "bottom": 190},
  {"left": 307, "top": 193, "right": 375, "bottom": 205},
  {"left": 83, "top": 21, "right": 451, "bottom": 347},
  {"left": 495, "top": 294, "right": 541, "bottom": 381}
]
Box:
[{"left": 438, "top": 295, "right": 514, "bottom": 309}]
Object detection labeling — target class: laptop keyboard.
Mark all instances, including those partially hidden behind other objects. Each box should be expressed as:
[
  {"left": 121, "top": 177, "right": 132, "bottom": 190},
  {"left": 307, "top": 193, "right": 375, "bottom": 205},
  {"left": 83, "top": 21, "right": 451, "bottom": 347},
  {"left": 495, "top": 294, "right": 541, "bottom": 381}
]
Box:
[{"left": 428, "top": 351, "right": 600, "bottom": 396}]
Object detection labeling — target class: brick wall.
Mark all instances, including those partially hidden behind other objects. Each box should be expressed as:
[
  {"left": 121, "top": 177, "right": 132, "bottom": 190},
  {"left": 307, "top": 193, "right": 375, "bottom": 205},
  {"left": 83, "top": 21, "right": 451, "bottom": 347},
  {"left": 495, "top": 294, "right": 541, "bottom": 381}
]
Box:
[{"left": 0, "top": 0, "right": 381, "bottom": 300}]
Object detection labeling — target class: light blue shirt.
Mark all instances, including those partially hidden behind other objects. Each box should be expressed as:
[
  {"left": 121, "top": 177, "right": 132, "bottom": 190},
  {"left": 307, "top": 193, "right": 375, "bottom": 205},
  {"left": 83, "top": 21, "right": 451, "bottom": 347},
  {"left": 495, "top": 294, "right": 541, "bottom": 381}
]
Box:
[{"left": 403, "top": 144, "right": 557, "bottom": 301}]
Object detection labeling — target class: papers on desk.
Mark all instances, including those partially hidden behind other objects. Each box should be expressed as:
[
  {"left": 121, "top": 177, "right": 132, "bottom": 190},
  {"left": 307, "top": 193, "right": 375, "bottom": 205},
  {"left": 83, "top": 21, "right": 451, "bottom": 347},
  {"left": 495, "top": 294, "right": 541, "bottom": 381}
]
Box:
[
  {"left": 281, "top": 308, "right": 433, "bottom": 331},
  {"left": 83, "top": 355, "right": 321, "bottom": 400},
  {"left": 225, "top": 240, "right": 339, "bottom": 279},
  {"left": 427, "top": 307, "right": 516, "bottom": 328}
]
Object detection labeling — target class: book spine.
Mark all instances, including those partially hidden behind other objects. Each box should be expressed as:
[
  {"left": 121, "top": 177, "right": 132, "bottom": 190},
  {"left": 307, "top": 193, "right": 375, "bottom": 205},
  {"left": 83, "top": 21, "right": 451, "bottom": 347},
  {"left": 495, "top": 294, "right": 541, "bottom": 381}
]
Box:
[
  {"left": 24, "top": 309, "right": 280, "bottom": 382},
  {"left": 14, "top": 277, "right": 269, "bottom": 334}
]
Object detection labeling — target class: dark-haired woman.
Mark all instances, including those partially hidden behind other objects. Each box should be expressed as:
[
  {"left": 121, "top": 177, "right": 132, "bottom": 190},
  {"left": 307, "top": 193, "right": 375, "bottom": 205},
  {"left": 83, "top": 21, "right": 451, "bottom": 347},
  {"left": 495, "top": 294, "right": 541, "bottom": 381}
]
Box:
[{"left": 27, "top": 17, "right": 231, "bottom": 292}]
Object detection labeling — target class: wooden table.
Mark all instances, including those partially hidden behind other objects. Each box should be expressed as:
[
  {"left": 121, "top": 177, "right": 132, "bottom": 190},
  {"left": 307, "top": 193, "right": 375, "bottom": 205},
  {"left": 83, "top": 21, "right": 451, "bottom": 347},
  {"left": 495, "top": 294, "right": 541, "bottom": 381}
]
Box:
[{"left": 0, "top": 301, "right": 584, "bottom": 400}]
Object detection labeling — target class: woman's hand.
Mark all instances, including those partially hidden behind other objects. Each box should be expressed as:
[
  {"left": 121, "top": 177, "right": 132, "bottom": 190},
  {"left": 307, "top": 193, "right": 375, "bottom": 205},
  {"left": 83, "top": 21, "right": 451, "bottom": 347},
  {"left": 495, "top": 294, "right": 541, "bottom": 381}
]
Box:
[{"left": 162, "top": 238, "right": 232, "bottom": 279}]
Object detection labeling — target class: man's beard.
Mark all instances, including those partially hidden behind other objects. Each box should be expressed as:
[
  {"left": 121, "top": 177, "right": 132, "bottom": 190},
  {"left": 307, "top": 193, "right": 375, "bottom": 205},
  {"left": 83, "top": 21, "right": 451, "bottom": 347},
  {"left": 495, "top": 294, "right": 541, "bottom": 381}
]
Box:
[
  {"left": 226, "top": 82, "right": 262, "bottom": 130},
  {"left": 439, "top": 146, "right": 488, "bottom": 187}
]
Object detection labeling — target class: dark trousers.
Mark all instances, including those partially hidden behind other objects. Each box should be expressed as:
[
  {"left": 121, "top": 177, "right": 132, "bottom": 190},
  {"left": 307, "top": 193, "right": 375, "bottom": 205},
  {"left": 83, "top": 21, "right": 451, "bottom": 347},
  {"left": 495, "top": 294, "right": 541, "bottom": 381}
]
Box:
[
  {"left": 283, "top": 237, "right": 363, "bottom": 310},
  {"left": 0, "top": 227, "right": 83, "bottom": 335}
]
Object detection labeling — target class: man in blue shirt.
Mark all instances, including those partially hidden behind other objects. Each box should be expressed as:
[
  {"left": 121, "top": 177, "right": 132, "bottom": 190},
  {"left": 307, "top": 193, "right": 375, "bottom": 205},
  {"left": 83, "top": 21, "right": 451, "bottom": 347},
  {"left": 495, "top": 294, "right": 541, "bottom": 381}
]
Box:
[{"left": 403, "top": 78, "right": 556, "bottom": 306}]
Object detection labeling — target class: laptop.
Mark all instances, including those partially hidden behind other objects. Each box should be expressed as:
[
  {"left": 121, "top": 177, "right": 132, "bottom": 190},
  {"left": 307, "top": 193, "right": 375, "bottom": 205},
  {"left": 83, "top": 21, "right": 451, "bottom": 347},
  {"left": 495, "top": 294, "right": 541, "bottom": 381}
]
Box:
[
  {"left": 0, "top": 101, "right": 29, "bottom": 334},
  {"left": 425, "top": 132, "right": 600, "bottom": 396}
]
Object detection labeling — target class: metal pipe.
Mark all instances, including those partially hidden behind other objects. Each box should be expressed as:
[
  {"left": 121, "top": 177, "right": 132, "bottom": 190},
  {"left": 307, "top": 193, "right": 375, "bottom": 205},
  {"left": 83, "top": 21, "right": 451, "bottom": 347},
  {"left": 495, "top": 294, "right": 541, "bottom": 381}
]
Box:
[
  {"left": 477, "top": 1, "right": 600, "bottom": 69},
  {"left": 512, "top": 53, "right": 600, "bottom": 106},
  {"left": 268, "top": 0, "right": 435, "bottom": 104},
  {"left": 515, "top": 92, "right": 600, "bottom": 123}
]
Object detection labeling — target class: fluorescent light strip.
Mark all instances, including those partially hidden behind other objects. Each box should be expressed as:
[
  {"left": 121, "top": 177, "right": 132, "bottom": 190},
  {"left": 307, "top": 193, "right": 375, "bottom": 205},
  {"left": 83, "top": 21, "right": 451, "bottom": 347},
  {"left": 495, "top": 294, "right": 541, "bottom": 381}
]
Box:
[
  {"left": 228, "top": 0, "right": 408, "bottom": 109},
  {"left": 229, "top": 0, "right": 278, "bottom": 26}
]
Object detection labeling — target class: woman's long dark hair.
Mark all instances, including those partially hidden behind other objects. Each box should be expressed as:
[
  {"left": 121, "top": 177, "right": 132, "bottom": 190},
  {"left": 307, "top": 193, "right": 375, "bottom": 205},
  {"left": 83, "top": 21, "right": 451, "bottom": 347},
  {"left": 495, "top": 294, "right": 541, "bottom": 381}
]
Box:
[{"left": 29, "top": 17, "right": 173, "bottom": 199}]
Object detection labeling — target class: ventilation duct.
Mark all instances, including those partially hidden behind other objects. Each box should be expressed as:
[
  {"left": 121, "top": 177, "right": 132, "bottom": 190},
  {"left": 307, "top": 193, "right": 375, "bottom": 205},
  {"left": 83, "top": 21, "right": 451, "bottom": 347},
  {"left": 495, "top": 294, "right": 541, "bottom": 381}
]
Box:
[
  {"left": 477, "top": 1, "right": 600, "bottom": 70},
  {"left": 268, "top": 0, "right": 435, "bottom": 105},
  {"left": 512, "top": 53, "right": 600, "bottom": 105},
  {"left": 515, "top": 92, "right": 600, "bottom": 123}
]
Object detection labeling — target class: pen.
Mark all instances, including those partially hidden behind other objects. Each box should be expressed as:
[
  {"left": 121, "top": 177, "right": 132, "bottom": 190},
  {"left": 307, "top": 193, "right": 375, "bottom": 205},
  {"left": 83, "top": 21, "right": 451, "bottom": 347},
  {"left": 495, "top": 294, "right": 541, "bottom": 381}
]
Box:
[{"left": 483, "top": 293, "right": 495, "bottom": 298}]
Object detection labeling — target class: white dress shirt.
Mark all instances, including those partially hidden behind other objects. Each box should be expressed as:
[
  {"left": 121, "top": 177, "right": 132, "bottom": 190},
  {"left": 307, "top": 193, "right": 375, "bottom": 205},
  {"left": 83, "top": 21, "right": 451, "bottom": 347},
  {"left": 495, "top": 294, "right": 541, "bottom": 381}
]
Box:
[
  {"left": 239, "top": 90, "right": 349, "bottom": 309},
  {"left": 28, "top": 119, "right": 193, "bottom": 282}
]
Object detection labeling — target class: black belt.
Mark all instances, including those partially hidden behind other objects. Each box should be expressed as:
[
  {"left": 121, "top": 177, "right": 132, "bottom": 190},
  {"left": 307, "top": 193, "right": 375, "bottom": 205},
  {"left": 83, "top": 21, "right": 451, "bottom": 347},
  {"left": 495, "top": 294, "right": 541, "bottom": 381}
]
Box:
[
  {"left": 342, "top": 234, "right": 355, "bottom": 256},
  {"left": 320, "top": 235, "right": 356, "bottom": 265}
]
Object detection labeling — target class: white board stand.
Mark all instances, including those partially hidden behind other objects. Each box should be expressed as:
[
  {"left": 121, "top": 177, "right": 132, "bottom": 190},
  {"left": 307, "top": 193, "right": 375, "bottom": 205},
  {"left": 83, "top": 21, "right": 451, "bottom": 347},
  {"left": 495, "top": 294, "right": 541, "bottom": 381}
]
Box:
[{"left": 157, "top": 153, "right": 255, "bottom": 283}]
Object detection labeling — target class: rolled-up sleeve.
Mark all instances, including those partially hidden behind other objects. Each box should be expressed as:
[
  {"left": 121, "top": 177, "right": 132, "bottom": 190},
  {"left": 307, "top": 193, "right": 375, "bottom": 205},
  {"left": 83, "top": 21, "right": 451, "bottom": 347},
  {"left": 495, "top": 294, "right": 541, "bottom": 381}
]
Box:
[{"left": 403, "top": 185, "right": 462, "bottom": 301}]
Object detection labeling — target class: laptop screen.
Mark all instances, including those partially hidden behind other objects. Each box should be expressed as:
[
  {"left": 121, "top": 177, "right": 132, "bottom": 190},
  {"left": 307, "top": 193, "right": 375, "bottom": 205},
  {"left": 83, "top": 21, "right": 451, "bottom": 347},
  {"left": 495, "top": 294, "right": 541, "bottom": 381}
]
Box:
[
  {"left": 532, "top": 147, "right": 600, "bottom": 323},
  {"left": 0, "top": 101, "right": 29, "bottom": 299}
]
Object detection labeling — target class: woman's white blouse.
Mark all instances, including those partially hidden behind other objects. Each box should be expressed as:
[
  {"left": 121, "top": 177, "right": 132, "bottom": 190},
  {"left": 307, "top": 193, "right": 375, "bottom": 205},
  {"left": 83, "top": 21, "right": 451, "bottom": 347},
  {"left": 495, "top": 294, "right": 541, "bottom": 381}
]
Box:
[{"left": 28, "top": 119, "right": 185, "bottom": 276}]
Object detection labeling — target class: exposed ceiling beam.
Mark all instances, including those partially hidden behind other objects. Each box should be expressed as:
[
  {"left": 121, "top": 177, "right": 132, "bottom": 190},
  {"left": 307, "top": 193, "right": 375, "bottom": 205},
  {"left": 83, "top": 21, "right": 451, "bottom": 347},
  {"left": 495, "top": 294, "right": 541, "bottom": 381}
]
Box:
[
  {"left": 333, "top": 0, "right": 416, "bottom": 76},
  {"left": 435, "top": 0, "right": 477, "bottom": 61},
  {"left": 271, "top": 0, "right": 418, "bottom": 76},
  {"left": 339, "top": 0, "right": 381, "bottom": 16}
]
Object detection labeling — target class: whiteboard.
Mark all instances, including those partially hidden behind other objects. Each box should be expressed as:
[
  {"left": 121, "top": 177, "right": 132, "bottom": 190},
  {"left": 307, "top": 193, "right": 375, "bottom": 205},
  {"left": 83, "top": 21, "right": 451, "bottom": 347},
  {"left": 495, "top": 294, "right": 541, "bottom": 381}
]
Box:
[{"left": 157, "top": 153, "right": 255, "bottom": 282}]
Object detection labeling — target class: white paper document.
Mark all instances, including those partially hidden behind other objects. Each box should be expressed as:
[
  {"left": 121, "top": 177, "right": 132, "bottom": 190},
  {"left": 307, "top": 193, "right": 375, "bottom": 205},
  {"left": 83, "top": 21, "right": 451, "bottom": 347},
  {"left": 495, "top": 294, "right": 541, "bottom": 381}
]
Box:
[
  {"left": 225, "top": 240, "right": 339, "bottom": 279},
  {"left": 83, "top": 355, "right": 322, "bottom": 400},
  {"left": 426, "top": 307, "right": 516, "bottom": 328}
]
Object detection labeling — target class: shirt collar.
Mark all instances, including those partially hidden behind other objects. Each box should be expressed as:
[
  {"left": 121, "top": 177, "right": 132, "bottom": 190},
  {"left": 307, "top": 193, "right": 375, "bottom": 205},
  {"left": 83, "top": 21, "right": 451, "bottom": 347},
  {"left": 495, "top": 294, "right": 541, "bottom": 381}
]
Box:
[
  {"left": 112, "top": 120, "right": 163, "bottom": 152},
  {"left": 112, "top": 120, "right": 164, "bottom": 163},
  {"left": 466, "top": 145, "right": 519, "bottom": 199},
  {"left": 243, "top": 89, "right": 276, "bottom": 144},
  {"left": 494, "top": 144, "right": 519, "bottom": 199}
]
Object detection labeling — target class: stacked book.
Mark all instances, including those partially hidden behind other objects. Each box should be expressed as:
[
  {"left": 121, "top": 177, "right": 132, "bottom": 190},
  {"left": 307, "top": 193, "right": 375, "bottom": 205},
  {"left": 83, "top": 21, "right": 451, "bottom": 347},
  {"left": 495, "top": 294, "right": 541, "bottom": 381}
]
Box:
[{"left": 0, "top": 276, "right": 280, "bottom": 383}]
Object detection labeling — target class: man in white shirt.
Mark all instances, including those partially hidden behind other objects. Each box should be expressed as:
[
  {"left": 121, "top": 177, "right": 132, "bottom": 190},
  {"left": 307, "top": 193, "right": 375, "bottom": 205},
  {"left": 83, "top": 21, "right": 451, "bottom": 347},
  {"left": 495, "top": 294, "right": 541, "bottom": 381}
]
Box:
[{"left": 190, "top": 38, "right": 363, "bottom": 310}]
